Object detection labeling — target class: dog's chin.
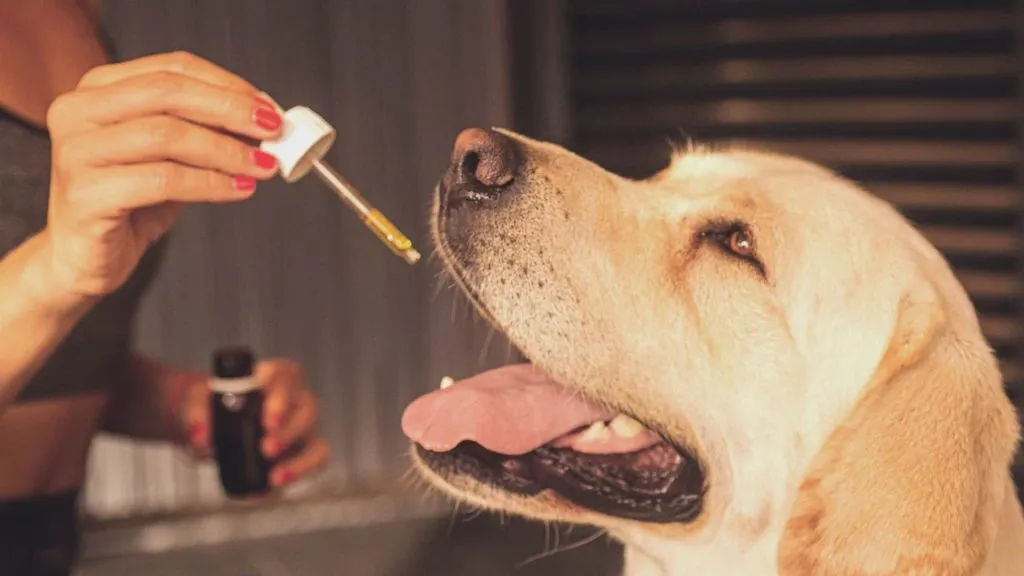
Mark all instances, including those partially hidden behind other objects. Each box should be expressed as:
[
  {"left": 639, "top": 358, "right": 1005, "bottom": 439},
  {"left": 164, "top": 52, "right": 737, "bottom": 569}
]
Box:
[{"left": 407, "top": 216, "right": 707, "bottom": 527}]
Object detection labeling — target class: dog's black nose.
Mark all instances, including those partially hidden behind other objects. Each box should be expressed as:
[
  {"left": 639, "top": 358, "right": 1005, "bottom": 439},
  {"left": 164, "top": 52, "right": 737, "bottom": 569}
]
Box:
[
  {"left": 451, "top": 128, "right": 518, "bottom": 188},
  {"left": 443, "top": 128, "right": 519, "bottom": 206}
]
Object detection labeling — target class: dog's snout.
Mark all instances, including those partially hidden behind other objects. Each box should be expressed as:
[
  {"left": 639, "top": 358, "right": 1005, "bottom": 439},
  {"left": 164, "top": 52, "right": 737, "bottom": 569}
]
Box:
[
  {"left": 451, "top": 128, "right": 517, "bottom": 188},
  {"left": 442, "top": 128, "right": 519, "bottom": 209}
]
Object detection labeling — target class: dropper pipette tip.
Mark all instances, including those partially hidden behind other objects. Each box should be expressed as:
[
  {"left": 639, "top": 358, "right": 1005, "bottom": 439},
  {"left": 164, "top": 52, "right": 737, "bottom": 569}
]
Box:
[{"left": 310, "top": 160, "right": 421, "bottom": 266}]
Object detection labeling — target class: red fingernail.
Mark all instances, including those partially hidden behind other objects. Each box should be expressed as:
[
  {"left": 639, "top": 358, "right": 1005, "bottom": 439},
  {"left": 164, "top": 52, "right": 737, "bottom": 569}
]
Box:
[
  {"left": 265, "top": 437, "right": 281, "bottom": 457},
  {"left": 252, "top": 149, "right": 278, "bottom": 169},
  {"left": 253, "top": 106, "right": 282, "bottom": 131},
  {"left": 276, "top": 469, "right": 294, "bottom": 486},
  {"left": 232, "top": 175, "right": 257, "bottom": 191},
  {"left": 188, "top": 423, "right": 206, "bottom": 444}
]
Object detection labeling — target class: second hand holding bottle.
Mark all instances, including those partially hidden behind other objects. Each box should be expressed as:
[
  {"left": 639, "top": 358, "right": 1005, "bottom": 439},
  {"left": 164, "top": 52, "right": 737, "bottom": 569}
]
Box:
[{"left": 258, "top": 102, "right": 421, "bottom": 265}]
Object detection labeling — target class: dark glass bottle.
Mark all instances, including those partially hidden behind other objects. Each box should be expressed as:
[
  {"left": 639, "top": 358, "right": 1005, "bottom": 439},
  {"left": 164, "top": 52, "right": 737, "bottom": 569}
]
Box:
[{"left": 210, "top": 346, "right": 271, "bottom": 498}]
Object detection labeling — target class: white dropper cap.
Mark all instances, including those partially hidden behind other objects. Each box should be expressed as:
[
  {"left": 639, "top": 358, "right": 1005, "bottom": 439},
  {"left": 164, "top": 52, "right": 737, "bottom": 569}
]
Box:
[{"left": 259, "top": 106, "right": 337, "bottom": 183}]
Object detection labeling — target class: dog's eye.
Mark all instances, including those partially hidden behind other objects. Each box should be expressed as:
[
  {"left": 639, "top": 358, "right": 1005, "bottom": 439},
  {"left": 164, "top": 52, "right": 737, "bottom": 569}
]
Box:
[
  {"left": 726, "top": 229, "right": 754, "bottom": 258},
  {"left": 703, "top": 225, "right": 756, "bottom": 258},
  {"left": 698, "top": 222, "right": 765, "bottom": 277}
]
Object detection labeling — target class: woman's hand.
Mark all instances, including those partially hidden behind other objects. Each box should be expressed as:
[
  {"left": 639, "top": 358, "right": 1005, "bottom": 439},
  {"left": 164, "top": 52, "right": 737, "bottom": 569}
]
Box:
[
  {"left": 179, "top": 358, "right": 331, "bottom": 489},
  {"left": 40, "top": 51, "right": 282, "bottom": 304}
]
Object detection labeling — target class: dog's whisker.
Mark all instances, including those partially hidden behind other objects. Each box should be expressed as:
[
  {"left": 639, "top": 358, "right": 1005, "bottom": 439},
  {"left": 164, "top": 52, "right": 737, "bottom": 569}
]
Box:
[
  {"left": 426, "top": 246, "right": 442, "bottom": 264},
  {"left": 515, "top": 528, "right": 607, "bottom": 570},
  {"left": 447, "top": 501, "right": 462, "bottom": 536},
  {"left": 450, "top": 292, "right": 460, "bottom": 324},
  {"left": 398, "top": 464, "right": 418, "bottom": 487},
  {"left": 670, "top": 127, "right": 698, "bottom": 155},
  {"left": 432, "top": 271, "right": 450, "bottom": 299},
  {"left": 478, "top": 327, "right": 497, "bottom": 366}
]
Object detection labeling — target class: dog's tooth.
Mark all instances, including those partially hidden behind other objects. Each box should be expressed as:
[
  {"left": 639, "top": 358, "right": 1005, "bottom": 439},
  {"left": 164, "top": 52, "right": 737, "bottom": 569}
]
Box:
[
  {"left": 609, "top": 415, "right": 645, "bottom": 438},
  {"left": 439, "top": 376, "right": 455, "bottom": 390},
  {"left": 581, "top": 421, "right": 610, "bottom": 441}
]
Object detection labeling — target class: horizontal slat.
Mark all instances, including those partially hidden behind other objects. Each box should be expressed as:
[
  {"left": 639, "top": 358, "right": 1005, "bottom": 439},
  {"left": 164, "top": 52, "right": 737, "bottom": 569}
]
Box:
[
  {"left": 722, "top": 139, "right": 1013, "bottom": 167},
  {"left": 582, "top": 160, "right": 1014, "bottom": 186},
  {"left": 575, "top": 55, "right": 1013, "bottom": 95},
  {"left": 576, "top": 33, "right": 1012, "bottom": 67},
  {"left": 577, "top": 99, "right": 1015, "bottom": 129},
  {"left": 576, "top": 10, "right": 1009, "bottom": 54},
  {"left": 869, "top": 184, "right": 1017, "bottom": 210},
  {"left": 1000, "top": 360, "right": 1020, "bottom": 382},
  {"left": 583, "top": 122, "right": 1013, "bottom": 143},
  {"left": 579, "top": 140, "right": 1013, "bottom": 175},
  {"left": 958, "top": 271, "right": 1021, "bottom": 300},
  {"left": 920, "top": 226, "right": 1017, "bottom": 256},
  {"left": 981, "top": 315, "right": 1020, "bottom": 345},
  {"left": 946, "top": 255, "right": 1018, "bottom": 275},
  {"left": 573, "top": 1, "right": 1014, "bottom": 21}
]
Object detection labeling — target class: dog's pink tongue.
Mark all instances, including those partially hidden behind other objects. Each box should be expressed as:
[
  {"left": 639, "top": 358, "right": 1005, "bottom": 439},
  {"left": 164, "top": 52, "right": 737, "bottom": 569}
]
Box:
[{"left": 402, "top": 364, "right": 615, "bottom": 456}]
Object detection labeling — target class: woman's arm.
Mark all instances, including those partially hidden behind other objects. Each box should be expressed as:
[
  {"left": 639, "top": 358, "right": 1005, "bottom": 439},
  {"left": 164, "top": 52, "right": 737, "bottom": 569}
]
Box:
[
  {"left": 103, "top": 351, "right": 331, "bottom": 489},
  {"left": 100, "top": 352, "right": 206, "bottom": 445},
  {"left": 1, "top": 50, "right": 282, "bottom": 415},
  {"left": 0, "top": 231, "right": 97, "bottom": 411}
]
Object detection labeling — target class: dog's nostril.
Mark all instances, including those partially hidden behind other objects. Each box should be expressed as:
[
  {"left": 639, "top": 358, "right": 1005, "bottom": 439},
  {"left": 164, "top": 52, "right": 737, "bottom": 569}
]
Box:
[
  {"left": 450, "top": 127, "right": 519, "bottom": 190},
  {"left": 461, "top": 151, "right": 481, "bottom": 180}
]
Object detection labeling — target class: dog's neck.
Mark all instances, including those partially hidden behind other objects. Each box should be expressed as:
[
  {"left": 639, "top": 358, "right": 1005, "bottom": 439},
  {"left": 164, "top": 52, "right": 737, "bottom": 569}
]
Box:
[
  {"left": 612, "top": 430, "right": 1024, "bottom": 576},
  {"left": 614, "top": 477, "right": 1024, "bottom": 576},
  {"left": 616, "top": 524, "right": 786, "bottom": 576},
  {"left": 609, "top": 417, "right": 835, "bottom": 576}
]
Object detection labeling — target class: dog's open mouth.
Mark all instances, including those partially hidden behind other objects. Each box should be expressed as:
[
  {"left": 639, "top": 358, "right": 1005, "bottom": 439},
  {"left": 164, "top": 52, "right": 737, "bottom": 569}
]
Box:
[{"left": 402, "top": 364, "right": 705, "bottom": 523}]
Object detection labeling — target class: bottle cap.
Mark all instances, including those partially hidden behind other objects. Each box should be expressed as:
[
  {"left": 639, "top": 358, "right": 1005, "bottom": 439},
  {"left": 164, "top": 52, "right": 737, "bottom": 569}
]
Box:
[
  {"left": 212, "top": 346, "right": 255, "bottom": 379},
  {"left": 259, "top": 105, "right": 337, "bottom": 183}
]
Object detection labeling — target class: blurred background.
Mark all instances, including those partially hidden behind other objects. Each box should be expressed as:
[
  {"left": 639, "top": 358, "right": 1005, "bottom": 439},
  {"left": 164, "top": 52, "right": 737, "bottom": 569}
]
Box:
[{"left": 75, "top": 0, "right": 1024, "bottom": 574}]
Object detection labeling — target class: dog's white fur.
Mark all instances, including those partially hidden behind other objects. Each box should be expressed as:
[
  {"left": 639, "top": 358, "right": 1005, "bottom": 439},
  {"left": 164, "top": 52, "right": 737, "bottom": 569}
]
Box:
[{"left": 414, "top": 130, "right": 1024, "bottom": 575}]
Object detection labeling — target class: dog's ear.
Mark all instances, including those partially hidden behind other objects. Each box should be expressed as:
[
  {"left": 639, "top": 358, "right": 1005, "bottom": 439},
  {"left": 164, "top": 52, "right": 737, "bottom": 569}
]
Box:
[{"left": 778, "top": 278, "right": 1020, "bottom": 575}]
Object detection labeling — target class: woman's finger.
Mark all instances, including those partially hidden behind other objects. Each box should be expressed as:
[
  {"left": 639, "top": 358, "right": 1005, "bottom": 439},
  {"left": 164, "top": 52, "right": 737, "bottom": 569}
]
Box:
[
  {"left": 263, "top": 387, "right": 318, "bottom": 459},
  {"left": 68, "top": 162, "right": 256, "bottom": 213},
  {"left": 77, "top": 51, "right": 255, "bottom": 92},
  {"left": 49, "top": 73, "right": 281, "bottom": 140},
  {"left": 58, "top": 115, "right": 278, "bottom": 177},
  {"left": 270, "top": 437, "right": 330, "bottom": 488},
  {"left": 178, "top": 381, "right": 212, "bottom": 457},
  {"left": 257, "top": 359, "right": 304, "bottom": 433}
]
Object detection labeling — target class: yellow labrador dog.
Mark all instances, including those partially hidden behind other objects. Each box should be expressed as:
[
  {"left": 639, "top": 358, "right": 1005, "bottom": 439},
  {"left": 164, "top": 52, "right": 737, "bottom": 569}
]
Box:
[{"left": 402, "top": 128, "right": 1024, "bottom": 575}]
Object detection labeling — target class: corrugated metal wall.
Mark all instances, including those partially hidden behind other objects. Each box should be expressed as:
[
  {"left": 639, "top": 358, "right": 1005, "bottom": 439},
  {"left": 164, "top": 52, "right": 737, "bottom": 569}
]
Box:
[{"left": 83, "top": 0, "right": 514, "bottom": 520}]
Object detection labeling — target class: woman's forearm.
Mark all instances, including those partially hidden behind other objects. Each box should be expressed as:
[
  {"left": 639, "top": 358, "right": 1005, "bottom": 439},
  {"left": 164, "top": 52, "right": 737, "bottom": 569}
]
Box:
[
  {"left": 0, "top": 231, "right": 96, "bottom": 412},
  {"left": 102, "top": 352, "right": 206, "bottom": 444}
]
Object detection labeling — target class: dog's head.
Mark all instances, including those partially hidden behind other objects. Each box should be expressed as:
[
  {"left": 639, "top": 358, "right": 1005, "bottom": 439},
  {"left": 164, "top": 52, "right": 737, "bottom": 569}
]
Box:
[{"left": 403, "top": 128, "right": 1020, "bottom": 573}]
